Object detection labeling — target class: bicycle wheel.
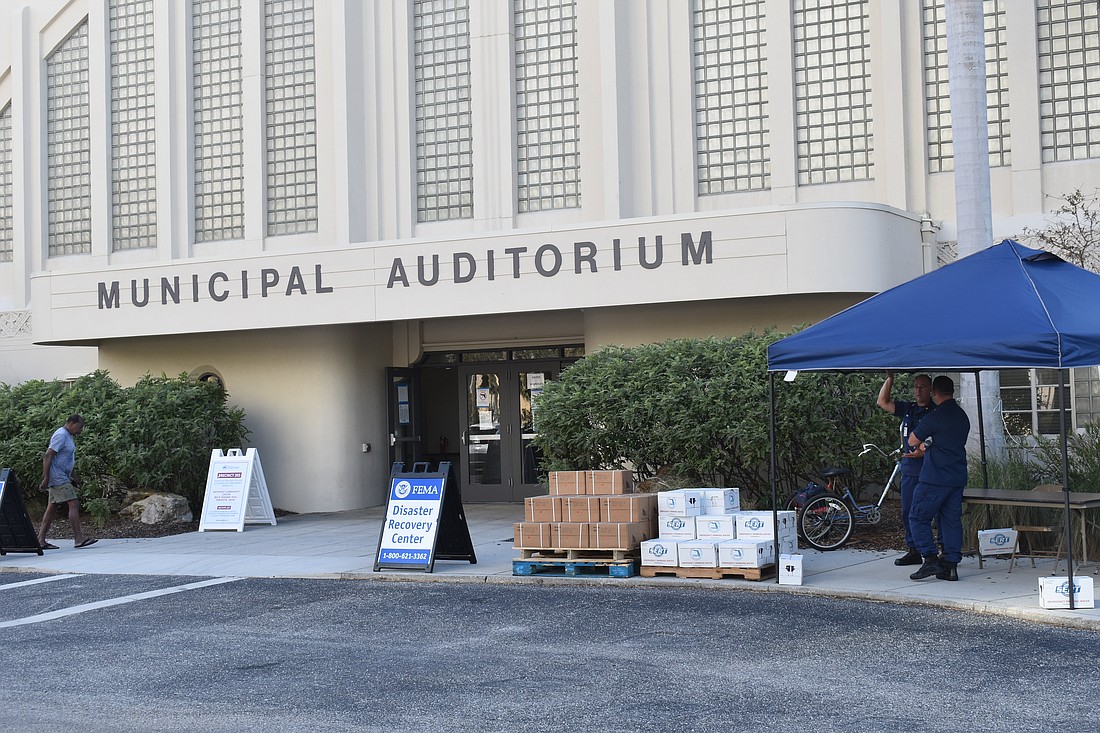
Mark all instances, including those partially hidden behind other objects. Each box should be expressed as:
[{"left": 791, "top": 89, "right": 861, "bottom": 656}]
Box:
[{"left": 798, "top": 492, "right": 854, "bottom": 551}]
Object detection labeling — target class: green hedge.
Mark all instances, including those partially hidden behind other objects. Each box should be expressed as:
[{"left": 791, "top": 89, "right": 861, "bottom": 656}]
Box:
[
  {"left": 532, "top": 333, "right": 899, "bottom": 508},
  {"left": 0, "top": 370, "right": 249, "bottom": 512}
]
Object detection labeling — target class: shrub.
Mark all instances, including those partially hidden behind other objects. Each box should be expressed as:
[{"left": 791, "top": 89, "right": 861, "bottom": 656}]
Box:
[{"left": 533, "top": 332, "right": 899, "bottom": 507}]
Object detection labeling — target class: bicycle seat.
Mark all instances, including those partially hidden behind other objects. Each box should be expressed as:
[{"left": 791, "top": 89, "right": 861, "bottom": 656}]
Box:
[{"left": 818, "top": 466, "right": 851, "bottom": 479}]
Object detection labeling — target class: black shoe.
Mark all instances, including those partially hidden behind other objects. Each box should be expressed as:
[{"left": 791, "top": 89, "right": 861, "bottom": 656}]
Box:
[
  {"left": 910, "top": 557, "right": 943, "bottom": 580},
  {"left": 894, "top": 549, "right": 923, "bottom": 566},
  {"left": 936, "top": 561, "right": 959, "bottom": 581}
]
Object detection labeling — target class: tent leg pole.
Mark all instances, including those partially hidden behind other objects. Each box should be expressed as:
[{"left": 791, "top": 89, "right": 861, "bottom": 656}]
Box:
[
  {"left": 1059, "top": 369, "right": 1075, "bottom": 609},
  {"left": 974, "top": 370, "right": 989, "bottom": 489},
  {"left": 769, "top": 372, "right": 780, "bottom": 585}
]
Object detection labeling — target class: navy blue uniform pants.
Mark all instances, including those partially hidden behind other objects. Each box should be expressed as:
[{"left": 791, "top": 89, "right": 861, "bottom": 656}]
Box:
[
  {"left": 899, "top": 473, "right": 920, "bottom": 550},
  {"left": 909, "top": 481, "right": 963, "bottom": 563}
]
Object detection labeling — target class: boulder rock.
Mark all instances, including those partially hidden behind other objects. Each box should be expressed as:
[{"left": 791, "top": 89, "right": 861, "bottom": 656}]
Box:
[{"left": 120, "top": 493, "right": 194, "bottom": 524}]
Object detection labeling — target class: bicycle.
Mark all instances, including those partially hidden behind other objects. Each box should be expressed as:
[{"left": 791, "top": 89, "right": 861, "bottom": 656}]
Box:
[{"left": 792, "top": 444, "right": 904, "bottom": 551}]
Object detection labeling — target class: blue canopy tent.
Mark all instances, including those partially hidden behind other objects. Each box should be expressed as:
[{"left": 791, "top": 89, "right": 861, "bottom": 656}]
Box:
[{"left": 765, "top": 239, "right": 1100, "bottom": 606}]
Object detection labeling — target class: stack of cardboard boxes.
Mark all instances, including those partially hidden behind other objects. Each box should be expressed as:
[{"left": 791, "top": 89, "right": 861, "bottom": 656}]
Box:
[
  {"left": 513, "top": 470, "right": 658, "bottom": 552},
  {"left": 639, "top": 488, "right": 798, "bottom": 573}
]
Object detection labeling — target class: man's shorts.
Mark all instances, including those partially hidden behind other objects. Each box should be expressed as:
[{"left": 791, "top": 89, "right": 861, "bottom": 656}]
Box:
[{"left": 46, "top": 482, "right": 78, "bottom": 505}]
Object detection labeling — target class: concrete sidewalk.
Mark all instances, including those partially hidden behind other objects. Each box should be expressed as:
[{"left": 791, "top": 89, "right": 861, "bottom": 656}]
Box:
[{"left": 3, "top": 503, "right": 1098, "bottom": 630}]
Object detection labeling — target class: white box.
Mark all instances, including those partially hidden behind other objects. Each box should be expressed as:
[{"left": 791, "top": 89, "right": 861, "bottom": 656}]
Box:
[
  {"left": 695, "top": 514, "right": 737, "bottom": 540},
  {"left": 657, "top": 513, "right": 697, "bottom": 540},
  {"left": 778, "top": 554, "right": 804, "bottom": 585},
  {"left": 735, "top": 510, "right": 796, "bottom": 539},
  {"left": 777, "top": 536, "right": 798, "bottom": 556},
  {"left": 701, "top": 488, "right": 741, "bottom": 515},
  {"left": 1038, "top": 576, "right": 1095, "bottom": 609},
  {"left": 678, "top": 540, "right": 719, "bottom": 568},
  {"left": 977, "top": 528, "right": 1019, "bottom": 556},
  {"left": 658, "top": 489, "right": 704, "bottom": 516},
  {"left": 640, "top": 539, "right": 680, "bottom": 567},
  {"left": 718, "top": 539, "right": 774, "bottom": 568}
]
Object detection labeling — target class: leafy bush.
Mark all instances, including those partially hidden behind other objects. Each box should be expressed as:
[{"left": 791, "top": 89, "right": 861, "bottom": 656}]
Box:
[
  {"left": 533, "top": 333, "right": 899, "bottom": 507},
  {"left": 0, "top": 370, "right": 249, "bottom": 512}
]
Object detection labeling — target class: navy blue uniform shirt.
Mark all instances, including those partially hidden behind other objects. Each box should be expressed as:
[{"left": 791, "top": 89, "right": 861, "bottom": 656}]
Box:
[
  {"left": 893, "top": 399, "right": 935, "bottom": 477},
  {"left": 912, "top": 398, "right": 971, "bottom": 487}
]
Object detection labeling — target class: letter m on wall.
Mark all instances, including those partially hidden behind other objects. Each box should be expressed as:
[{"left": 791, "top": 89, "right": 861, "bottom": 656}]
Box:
[{"left": 98, "top": 281, "right": 121, "bottom": 309}]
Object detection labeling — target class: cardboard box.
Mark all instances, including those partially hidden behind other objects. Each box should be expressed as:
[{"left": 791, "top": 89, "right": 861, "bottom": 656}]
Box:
[
  {"left": 735, "top": 510, "right": 796, "bottom": 539},
  {"left": 678, "top": 540, "right": 719, "bottom": 567},
  {"left": 549, "top": 471, "right": 587, "bottom": 495},
  {"left": 701, "top": 488, "right": 741, "bottom": 515},
  {"left": 593, "top": 521, "right": 652, "bottom": 549},
  {"left": 658, "top": 489, "right": 703, "bottom": 516},
  {"left": 777, "top": 536, "right": 798, "bottom": 556},
  {"left": 513, "top": 522, "right": 554, "bottom": 549},
  {"left": 524, "top": 495, "right": 563, "bottom": 523},
  {"left": 1038, "top": 576, "right": 1095, "bottom": 609},
  {"left": 695, "top": 514, "right": 737, "bottom": 541},
  {"left": 977, "top": 528, "right": 1019, "bottom": 556},
  {"left": 657, "top": 513, "right": 697, "bottom": 540},
  {"left": 778, "top": 554, "right": 804, "bottom": 585},
  {"left": 586, "top": 470, "right": 634, "bottom": 495},
  {"left": 600, "top": 493, "right": 657, "bottom": 523},
  {"left": 718, "top": 539, "right": 774, "bottom": 568},
  {"left": 553, "top": 522, "right": 591, "bottom": 549},
  {"left": 640, "top": 539, "right": 680, "bottom": 567},
  {"left": 563, "top": 495, "right": 602, "bottom": 522}
]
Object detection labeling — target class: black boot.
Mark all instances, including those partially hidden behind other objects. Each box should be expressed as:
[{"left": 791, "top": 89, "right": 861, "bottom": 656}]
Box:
[
  {"left": 910, "top": 556, "right": 943, "bottom": 580},
  {"left": 894, "top": 548, "right": 923, "bottom": 566},
  {"left": 936, "top": 560, "right": 959, "bottom": 581}
]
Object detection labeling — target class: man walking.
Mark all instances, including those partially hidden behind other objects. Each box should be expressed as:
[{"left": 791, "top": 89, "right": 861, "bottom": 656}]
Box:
[
  {"left": 37, "top": 414, "right": 97, "bottom": 550},
  {"left": 907, "top": 377, "right": 970, "bottom": 581},
  {"left": 876, "top": 371, "right": 935, "bottom": 566}
]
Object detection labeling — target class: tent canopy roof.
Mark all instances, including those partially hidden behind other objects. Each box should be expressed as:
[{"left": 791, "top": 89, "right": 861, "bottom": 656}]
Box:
[{"left": 767, "top": 239, "right": 1100, "bottom": 373}]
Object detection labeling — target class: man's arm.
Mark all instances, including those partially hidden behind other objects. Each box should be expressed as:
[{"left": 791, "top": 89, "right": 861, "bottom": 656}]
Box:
[
  {"left": 39, "top": 448, "right": 57, "bottom": 490},
  {"left": 876, "top": 371, "right": 896, "bottom": 413}
]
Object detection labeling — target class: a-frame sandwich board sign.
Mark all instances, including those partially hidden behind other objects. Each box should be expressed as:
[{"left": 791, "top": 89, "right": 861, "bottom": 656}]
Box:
[
  {"left": 374, "top": 460, "right": 476, "bottom": 572},
  {"left": 0, "top": 469, "right": 44, "bottom": 556},
  {"left": 198, "top": 448, "right": 277, "bottom": 532}
]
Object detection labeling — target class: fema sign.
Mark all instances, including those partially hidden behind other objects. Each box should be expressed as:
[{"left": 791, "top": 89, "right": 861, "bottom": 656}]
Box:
[{"left": 376, "top": 476, "right": 446, "bottom": 568}]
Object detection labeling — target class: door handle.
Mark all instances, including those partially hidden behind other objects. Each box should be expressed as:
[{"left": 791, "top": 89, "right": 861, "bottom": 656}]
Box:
[{"left": 389, "top": 433, "right": 396, "bottom": 447}]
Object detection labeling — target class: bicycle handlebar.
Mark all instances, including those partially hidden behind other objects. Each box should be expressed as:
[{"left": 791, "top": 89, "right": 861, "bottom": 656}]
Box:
[{"left": 858, "top": 443, "right": 902, "bottom": 459}]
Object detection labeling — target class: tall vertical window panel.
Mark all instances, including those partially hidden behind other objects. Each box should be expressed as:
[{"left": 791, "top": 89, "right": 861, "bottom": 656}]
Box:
[
  {"left": 265, "top": 0, "right": 318, "bottom": 236},
  {"left": 693, "top": 0, "right": 770, "bottom": 195},
  {"left": 110, "top": 0, "right": 157, "bottom": 251},
  {"left": 193, "top": 0, "right": 245, "bottom": 242},
  {"left": 46, "top": 22, "right": 92, "bottom": 256},
  {"left": 514, "top": 0, "right": 580, "bottom": 213},
  {"left": 414, "top": 0, "right": 473, "bottom": 223},
  {"left": 0, "top": 104, "right": 12, "bottom": 263},
  {"left": 1037, "top": 0, "right": 1100, "bottom": 162},
  {"left": 792, "top": 0, "right": 873, "bottom": 185},
  {"left": 922, "top": 0, "right": 1011, "bottom": 173}
]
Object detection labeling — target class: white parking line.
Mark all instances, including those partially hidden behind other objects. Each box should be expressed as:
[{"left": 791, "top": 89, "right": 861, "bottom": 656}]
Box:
[
  {"left": 0, "top": 576, "right": 244, "bottom": 628},
  {"left": 0, "top": 574, "right": 84, "bottom": 590}
]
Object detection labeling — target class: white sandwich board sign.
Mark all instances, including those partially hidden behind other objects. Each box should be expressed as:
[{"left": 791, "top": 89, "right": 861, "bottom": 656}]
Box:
[{"left": 198, "top": 448, "right": 277, "bottom": 532}]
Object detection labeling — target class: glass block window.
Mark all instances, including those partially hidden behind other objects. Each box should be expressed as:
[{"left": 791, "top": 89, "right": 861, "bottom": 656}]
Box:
[
  {"left": 792, "top": 0, "right": 873, "bottom": 185},
  {"left": 46, "top": 21, "right": 92, "bottom": 257},
  {"left": 693, "top": 0, "right": 770, "bottom": 194},
  {"left": 514, "top": 0, "right": 580, "bottom": 212},
  {"left": 1037, "top": 0, "right": 1100, "bottom": 162},
  {"left": 0, "top": 104, "right": 12, "bottom": 263},
  {"left": 414, "top": 0, "right": 473, "bottom": 222},
  {"left": 1074, "top": 366, "right": 1100, "bottom": 426},
  {"left": 922, "top": 0, "right": 1011, "bottom": 173},
  {"left": 110, "top": 0, "right": 157, "bottom": 251},
  {"left": 265, "top": 0, "right": 318, "bottom": 236},
  {"left": 193, "top": 0, "right": 244, "bottom": 242},
  {"left": 1000, "top": 368, "right": 1073, "bottom": 436}
]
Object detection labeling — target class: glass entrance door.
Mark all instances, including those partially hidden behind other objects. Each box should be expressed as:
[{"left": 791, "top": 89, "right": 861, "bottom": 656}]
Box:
[{"left": 459, "top": 363, "right": 557, "bottom": 502}]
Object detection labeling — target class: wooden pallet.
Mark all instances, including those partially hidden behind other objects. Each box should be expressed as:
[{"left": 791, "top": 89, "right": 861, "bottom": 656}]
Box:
[
  {"left": 516, "top": 547, "right": 639, "bottom": 562},
  {"left": 639, "top": 564, "right": 776, "bottom": 581},
  {"left": 512, "top": 558, "right": 639, "bottom": 578}
]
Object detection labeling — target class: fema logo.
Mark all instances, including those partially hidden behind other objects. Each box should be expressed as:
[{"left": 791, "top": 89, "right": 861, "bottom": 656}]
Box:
[
  {"left": 669, "top": 517, "right": 686, "bottom": 530},
  {"left": 652, "top": 544, "right": 668, "bottom": 557},
  {"left": 1056, "top": 581, "right": 1082, "bottom": 597},
  {"left": 746, "top": 517, "right": 766, "bottom": 531},
  {"left": 394, "top": 480, "right": 412, "bottom": 499}
]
